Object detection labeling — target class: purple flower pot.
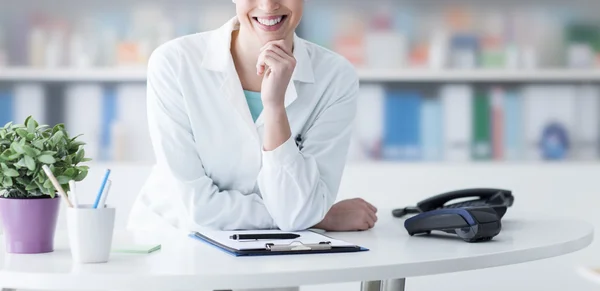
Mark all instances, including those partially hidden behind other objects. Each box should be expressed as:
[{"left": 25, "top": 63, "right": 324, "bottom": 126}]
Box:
[{"left": 0, "top": 196, "right": 60, "bottom": 254}]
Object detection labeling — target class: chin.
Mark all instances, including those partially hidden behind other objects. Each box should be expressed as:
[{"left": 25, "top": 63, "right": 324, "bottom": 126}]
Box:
[{"left": 257, "top": 33, "right": 289, "bottom": 44}]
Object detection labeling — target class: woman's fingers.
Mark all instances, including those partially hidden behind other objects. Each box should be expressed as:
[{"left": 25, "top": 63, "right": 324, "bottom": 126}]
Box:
[
  {"left": 356, "top": 220, "right": 370, "bottom": 231},
  {"left": 264, "top": 50, "right": 287, "bottom": 64},
  {"left": 366, "top": 201, "right": 378, "bottom": 213},
  {"left": 257, "top": 51, "right": 282, "bottom": 75},
  {"left": 261, "top": 40, "right": 292, "bottom": 56},
  {"left": 369, "top": 208, "right": 378, "bottom": 223},
  {"left": 364, "top": 204, "right": 377, "bottom": 225},
  {"left": 263, "top": 54, "right": 285, "bottom": 73},
  {"left": 263, "top": 44, "right": 289, "bottom": 60},
  {"left": 359, "top": 206, "right": 376, "bottom": 230},
  {"left": 258, "top": 50, "right": 291, "bottom": 75},
  {"left": 256, "top": 52, "right": 267, "bottom": 75},
  {"left": 263, "top": 44, "right": 296, "bottom": 69},
  {"left": 365, "top": 215, "right": 375, "bottom": 229},
  {"left": 257, "top": 40, "right": 296, "bottom": 76},
  {"left": 357, "top": 198, "right": 378, "bottom": 213}
]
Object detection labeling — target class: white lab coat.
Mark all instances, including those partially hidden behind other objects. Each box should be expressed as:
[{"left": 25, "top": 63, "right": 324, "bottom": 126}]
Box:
[{"left": 127, "top": 16, "right": 359, "bottom": 233}]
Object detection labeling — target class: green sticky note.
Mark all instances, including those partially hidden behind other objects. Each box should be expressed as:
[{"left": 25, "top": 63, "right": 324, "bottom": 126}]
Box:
[{"left": 112, "top": 244, "right": 161, "bottom": 254}]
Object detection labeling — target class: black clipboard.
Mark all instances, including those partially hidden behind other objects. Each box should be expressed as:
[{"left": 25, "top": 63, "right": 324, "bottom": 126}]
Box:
[{"left": 189, "top": 232, "right": 368, "bottom": 257}]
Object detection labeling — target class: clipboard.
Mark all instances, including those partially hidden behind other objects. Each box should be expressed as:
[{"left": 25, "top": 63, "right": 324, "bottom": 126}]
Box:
[{"left": 189, "top": 231, "right": 368, "bottom": 257}]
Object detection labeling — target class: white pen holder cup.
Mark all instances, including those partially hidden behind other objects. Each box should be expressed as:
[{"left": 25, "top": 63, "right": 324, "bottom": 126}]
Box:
[{"left": 67, "top": 204, "right": 115, "bottom": 263}]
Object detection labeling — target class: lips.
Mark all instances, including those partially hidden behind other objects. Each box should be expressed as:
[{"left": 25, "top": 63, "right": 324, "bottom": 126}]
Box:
[{"left": 252, "top": 15, "right": 288, "bottom": 32}]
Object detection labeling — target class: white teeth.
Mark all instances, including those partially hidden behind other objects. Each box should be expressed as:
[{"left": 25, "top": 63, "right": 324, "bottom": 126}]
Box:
[{"left": 257, "top": 16, "right": 283, "bottom": 26}]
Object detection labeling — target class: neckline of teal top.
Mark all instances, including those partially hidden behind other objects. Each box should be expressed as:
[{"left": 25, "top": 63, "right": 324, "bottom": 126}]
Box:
[
  {"left": 243, "top": 90, "right": 261, "bottom": 98},
  {"left": 243, "top": 90, "right": 263, "bottom": 122}
]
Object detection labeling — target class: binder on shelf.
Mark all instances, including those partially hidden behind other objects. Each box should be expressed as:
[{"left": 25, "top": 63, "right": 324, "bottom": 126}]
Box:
[
  {"left": 0, "top": 88, "right": 13, "bottom": 125},
  {"left": 13, "top": 83, "right": 46, "bottom": 125},
  {"left": 472, "top": 89, "right": 492, "bottom": 160},
  {"left": 442, "top": 84, "right": 473, "bottom": 161},
  {"left": 383, "top": 89, "right": 422, "bottom": 160},
  {"left": 189, "top": 229, "right": 368, "bottom": 257},
  {"left": 503, "top": 89, "right": 523, "bottom": 161},
  {"left": 420, "top": 95, "right": 443, "bottom": 161}
]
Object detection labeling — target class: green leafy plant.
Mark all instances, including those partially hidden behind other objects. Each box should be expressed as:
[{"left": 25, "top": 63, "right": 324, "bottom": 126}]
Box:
[{"left": 0, "top": 116, "right": 92, "bottom": 199}]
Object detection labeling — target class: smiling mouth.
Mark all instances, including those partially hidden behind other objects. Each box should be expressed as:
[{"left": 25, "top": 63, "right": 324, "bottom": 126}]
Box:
[{"left": 252, "top": 15, "right": 288, "bottom": 31}]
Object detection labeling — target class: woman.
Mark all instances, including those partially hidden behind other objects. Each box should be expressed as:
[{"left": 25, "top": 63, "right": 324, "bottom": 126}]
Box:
[{"left": 127, "top": 0, "right": 378, "bottom": 234}]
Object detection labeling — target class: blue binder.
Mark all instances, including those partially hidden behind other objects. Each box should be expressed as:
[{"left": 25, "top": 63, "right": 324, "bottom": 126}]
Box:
[
  {"left": 189, "top": 231, "right": 368, "bottom": 257},
  {"left": 383, "top": 89, "right": 422, "bottom": 160},
  {"left": 0, "top": 88, "right": 13, "bottom": 126}
]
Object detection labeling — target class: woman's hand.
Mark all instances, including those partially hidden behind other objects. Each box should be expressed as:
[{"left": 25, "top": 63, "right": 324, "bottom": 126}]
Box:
[
  {"left": 313, "top": 198, "right": 378, "bottom": 231},
  {"left": 257, "top": 40, "right": 296, "bottom": 108}
]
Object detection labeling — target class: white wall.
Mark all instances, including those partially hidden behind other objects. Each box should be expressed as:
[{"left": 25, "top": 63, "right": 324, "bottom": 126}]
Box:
[{"left": 58, "top": 161, "right": 600, "bottom": 291}]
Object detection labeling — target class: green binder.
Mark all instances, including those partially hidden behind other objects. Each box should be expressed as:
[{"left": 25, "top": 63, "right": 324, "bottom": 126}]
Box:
[{"left": 472, "top": 90, "right": 491, "bottom": 160}]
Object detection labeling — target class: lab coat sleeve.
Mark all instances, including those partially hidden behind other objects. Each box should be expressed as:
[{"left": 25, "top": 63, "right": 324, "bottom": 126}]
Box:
[
  {"left": 146, "top": 44, "right": 277, "bottom": 231},
  {"left": 257, "top": 66, "right": 359, "bottom": 231}
]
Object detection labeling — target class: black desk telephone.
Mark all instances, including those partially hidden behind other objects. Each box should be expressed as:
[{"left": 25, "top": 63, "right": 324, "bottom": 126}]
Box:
[{"left": 392, "top": 188, "right": 514, "bottom": 219}]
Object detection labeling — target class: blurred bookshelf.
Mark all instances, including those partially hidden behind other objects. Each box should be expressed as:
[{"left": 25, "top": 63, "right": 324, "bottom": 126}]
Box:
[
  {"left": 3, "top": 68, "right": 600, "bottom": 83},
  {"left": 1, "top": 0, "right": 600, "bottom": 165}
]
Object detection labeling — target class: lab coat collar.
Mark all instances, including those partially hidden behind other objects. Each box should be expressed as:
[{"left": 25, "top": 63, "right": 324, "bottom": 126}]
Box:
[
  {"left": 201, "top": 16, "right": 314, "bottom": 138},
  {"left": 201, "top": 16, "right": 315, "bottom": 84}
]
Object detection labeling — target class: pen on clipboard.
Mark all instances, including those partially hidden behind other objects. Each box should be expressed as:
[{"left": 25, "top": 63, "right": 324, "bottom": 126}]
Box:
[{"left": 229, "top": 233, "right": 300, "bottom": 240}]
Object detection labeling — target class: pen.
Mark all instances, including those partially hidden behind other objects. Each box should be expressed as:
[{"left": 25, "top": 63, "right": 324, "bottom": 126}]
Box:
[
  {"left": 93, "top": 169, "right": 111, "bottom": 209},
  {"left": 68, "top": 180, "right": 78, "bottom": 208},
  {"left": 229, "top": 233, "right": 300, "bottom": 240},
  {"left": 98, "top": 179, "right": 112, "bottom": 208},
  {"left": 42, "top": 165, "right": 73, "bottom": 208}
]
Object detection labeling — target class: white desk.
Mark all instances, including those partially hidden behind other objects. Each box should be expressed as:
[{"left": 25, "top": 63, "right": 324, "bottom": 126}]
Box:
[
  {"left": 578, "top": 266, "right": 600, "bottom": 286},
  {"left": 0, "top": 210, "right": 593, "bottom": 291}
]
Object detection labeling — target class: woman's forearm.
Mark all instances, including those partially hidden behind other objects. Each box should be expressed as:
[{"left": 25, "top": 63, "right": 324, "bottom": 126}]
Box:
[{"left": 262, "top": 104, "right": 292, "bottom": 151}]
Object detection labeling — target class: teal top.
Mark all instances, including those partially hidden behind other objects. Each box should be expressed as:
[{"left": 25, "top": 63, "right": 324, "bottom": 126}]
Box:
[{"left": 243, "top": 90, "right": 263, "bottom": 122}]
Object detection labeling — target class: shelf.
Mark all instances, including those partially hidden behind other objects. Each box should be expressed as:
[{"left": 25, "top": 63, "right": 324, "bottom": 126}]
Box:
[
  {"left": 346, "top": 160, "right": 600, "bottom": 167},
  {"left": 0, "top": 68, "right": 147, "bottom": 82},
  {"left": 357, "top": 68, "right": 600, "bottom": 82},
  {"left": 2, "top": 67, "right": 600, "bottom": 83}
]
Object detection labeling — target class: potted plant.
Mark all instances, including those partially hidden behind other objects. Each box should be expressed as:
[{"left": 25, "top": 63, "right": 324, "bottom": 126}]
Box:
[{"left": 0, "top": 116, "right": 91, "bottom": 254}]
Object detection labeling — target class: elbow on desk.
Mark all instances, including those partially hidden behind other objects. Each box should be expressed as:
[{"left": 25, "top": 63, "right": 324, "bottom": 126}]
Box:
[
  {"left": 186, "top": 200, "right": 329, "bottom": 231},
  {"left": 268, "top": 199, "right": 330, "bottom": 232},
  {"left": 273, "top": 215, "right": 324, "bottom": 232}
]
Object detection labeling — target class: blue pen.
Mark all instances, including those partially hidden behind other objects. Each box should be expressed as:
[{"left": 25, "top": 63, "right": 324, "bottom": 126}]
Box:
[{"left": 93, "top": 169, "right": 111, "bottom": 209}]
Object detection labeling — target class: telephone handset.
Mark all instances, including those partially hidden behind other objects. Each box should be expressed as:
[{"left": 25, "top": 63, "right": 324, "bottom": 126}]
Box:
[{"left": 392, "top": 188, "right": 514, "bottom": 219}]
